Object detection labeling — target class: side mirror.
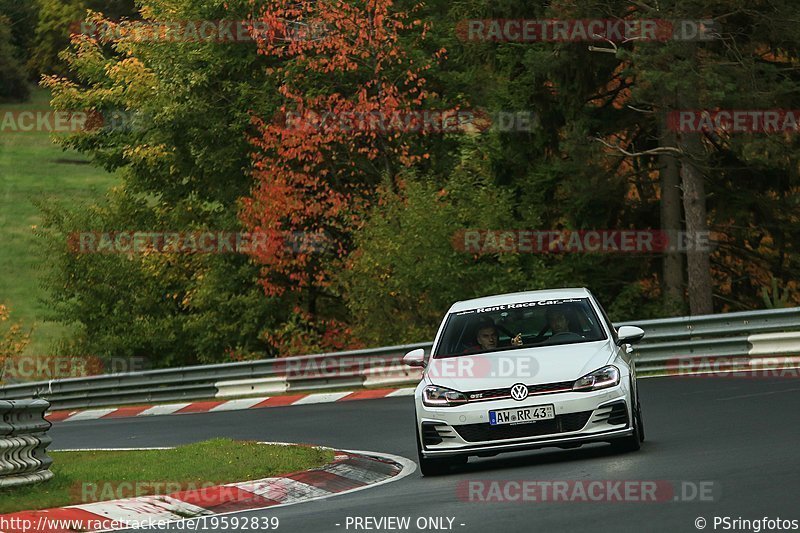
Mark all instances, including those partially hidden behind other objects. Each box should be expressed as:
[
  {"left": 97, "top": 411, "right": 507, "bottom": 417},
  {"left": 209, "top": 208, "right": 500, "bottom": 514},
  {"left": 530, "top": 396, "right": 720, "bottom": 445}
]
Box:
[
  {"left": 617, "top": 325, "right": 645, "bottom": 345},
  {"left": 402, "top": 348, "right": 426, "bottom": 367}
]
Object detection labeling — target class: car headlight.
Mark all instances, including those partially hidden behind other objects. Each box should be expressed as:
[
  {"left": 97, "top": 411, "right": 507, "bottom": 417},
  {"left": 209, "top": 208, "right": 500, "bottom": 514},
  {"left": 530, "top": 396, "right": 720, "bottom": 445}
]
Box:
[
  {"left": 573, "top": 365, "right": 620, "bottom": 391},
  {"left": 423, "top": 385, "right": 468, "bottom": 407}
]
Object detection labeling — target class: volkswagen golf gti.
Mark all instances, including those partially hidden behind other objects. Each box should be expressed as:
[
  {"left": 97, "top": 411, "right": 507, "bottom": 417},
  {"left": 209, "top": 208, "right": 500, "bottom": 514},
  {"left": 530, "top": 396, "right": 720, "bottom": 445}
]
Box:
[{"left": 404, "top": 287, "right": 646, "bottom": 476}]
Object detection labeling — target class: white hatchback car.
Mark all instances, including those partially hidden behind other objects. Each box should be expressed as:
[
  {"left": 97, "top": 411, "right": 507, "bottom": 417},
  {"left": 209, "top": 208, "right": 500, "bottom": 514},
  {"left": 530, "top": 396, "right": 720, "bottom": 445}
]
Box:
[{"left": 404, "top": 287, "right": 645, "bottom": 476}]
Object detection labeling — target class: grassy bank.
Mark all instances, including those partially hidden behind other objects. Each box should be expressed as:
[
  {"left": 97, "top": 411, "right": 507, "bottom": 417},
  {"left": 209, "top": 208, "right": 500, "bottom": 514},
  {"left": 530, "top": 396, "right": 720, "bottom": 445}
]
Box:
[
  {"left": 0, "top": 438, "right": 334, "bottom": 513},
  {"left": 0, "top": 89, "right": 119, "bottom": 355}
]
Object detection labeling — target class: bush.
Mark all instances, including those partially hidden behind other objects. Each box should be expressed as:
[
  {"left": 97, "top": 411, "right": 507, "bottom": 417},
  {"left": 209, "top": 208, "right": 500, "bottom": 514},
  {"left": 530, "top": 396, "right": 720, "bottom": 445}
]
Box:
[
  {"left": 339, "top": 143, "right": 564, "bottom": 345},
  {"left": 37, "top": 190, "right": 281, "bottom": 367},
  {"left": 0, "top": 304, "right": 32, "bottom": 384}
]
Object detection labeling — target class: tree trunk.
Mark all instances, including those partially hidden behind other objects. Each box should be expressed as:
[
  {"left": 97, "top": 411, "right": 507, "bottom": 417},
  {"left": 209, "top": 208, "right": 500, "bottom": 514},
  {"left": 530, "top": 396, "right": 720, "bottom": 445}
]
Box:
[
  {"left": 659, "top": 128, "right": 684, "bottom": 311},
  {"left": 678, "top": 132, "right": 714, "bottom": 315},
  {"left": 671, "top": 40, "right": 714, "bottom": 315}
]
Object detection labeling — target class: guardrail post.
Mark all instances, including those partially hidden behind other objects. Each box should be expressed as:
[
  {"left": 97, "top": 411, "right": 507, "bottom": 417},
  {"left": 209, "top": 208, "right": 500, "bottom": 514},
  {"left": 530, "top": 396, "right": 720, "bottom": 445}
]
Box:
[{"left": 0, "top": 399, "right": 54, "bottom": 489}]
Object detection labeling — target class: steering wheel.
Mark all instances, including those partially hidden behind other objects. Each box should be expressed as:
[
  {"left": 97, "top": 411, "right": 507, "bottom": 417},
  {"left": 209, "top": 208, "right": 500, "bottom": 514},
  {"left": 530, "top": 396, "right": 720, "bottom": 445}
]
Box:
[
  {"left": 547, "top": 331, "right": 584, "bottom": 342},
  {"left": 523, "top": 324, "right": 549, "bottom": 344}
]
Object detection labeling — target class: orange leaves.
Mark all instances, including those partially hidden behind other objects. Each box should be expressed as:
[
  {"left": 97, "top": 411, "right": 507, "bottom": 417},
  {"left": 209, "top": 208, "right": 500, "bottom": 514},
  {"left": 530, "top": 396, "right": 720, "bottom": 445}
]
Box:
[
  {"left": 263, "top": 308, "right": 363, "bottom": 357},
  {"left": 0, "top": 304, "right": 32, "bottom": 384},
  {"left": 241, "top": 0, "right": 437, "bottom": 304}
]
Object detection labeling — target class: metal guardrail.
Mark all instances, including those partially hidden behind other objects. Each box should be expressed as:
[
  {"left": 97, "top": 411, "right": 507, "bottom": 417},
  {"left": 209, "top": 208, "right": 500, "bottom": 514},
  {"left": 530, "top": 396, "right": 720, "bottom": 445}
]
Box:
[
  {"left": 0, "top": 399, "right": 53, "bottom": 488},
  {"left": 618, "top": 307, "right": 800, "bottom": 372},
  {"left": 1, "top": 307, "right": 799, "bottom": 411},
  {"left": 0, "top": 343, "right": 429, "bottom": 410}
]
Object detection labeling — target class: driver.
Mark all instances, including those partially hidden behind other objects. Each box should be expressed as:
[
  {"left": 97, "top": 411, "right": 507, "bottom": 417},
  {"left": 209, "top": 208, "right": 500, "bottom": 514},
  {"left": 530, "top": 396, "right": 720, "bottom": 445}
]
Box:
[
  {"left": 511, "top": 307, "right": 573, "bottom": 346},
  {"left": 546, "top": 307, "right": 570, "bottom": 334}
]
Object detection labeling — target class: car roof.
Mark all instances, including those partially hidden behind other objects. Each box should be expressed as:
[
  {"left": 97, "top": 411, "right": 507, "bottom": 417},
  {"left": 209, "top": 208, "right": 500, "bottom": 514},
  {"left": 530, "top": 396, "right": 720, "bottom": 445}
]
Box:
[{"left": 448, "top": 287, "right": 592, "bottom": 313}]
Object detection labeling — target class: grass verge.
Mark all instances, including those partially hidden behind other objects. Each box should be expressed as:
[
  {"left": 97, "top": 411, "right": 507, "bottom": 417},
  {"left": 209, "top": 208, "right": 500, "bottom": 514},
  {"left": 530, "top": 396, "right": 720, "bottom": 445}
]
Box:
[
  {"left": 0, "top": 89, "right": 119, "bottom": 355},
  {"left": 0, "top": 438, "right": 334, "bottom": 514}
]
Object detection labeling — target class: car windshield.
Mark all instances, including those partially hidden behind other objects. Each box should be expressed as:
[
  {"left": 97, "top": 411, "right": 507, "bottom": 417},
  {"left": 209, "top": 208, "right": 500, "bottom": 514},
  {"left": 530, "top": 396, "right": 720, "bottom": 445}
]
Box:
[{"left": 433, "top": 297, "right": 607, "bottom": 358}]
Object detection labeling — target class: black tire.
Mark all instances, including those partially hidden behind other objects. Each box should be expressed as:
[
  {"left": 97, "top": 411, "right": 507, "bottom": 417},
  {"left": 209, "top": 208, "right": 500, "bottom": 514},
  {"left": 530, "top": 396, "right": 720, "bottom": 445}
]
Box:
[
  {"left": 635, "top": 381, "right": 645, "bottom": 442},
  {"left": 416, "top": 425, "right": 467, "bottom": 476},
  {"left": 610, "top": 381, "right": 643, "bottom": 453},
  {"left": 610, "top": 423, "right": 641, "bottom": 453}
]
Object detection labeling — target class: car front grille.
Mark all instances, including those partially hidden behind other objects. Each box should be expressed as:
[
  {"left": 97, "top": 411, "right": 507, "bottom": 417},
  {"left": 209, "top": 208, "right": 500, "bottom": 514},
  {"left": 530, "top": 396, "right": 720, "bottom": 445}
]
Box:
[
  {"left": 465, "top": 380, "right": 575, "bottom": 402},
  {"left": 453, "top": 410, "right": 593, "bottom": 442}
]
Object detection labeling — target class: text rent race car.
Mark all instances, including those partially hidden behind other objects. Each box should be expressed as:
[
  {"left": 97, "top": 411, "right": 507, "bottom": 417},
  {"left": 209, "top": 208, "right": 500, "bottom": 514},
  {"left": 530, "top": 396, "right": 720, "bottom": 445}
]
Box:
[{"left": 404, "top": 288, "right": 646, "bottom": 476}]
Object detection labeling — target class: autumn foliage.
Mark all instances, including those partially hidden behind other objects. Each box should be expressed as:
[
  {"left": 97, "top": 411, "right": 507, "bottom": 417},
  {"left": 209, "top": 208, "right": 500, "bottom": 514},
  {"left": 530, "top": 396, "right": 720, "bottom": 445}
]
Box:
[
  {"left": 0, "top": 304, "right": 32, "bottom": 383},
  {"left": 241, "top": 0, "right": 442, "bottom": 301},
  {"left": 15, "top": 0, "right": 800, "bottom": 366}
]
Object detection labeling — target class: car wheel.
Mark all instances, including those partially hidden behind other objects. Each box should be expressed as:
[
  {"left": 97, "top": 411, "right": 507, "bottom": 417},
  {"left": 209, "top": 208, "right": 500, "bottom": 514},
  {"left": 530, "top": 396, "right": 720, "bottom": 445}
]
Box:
[
  {"left": 416, "top": 425, "right": 466, "bottom": 476},
  {"left": 610, "top": 381, "right": 642, "bottom": 453},
  {"left": 635, "top": 383, "right": 645, "bottom": 442}
]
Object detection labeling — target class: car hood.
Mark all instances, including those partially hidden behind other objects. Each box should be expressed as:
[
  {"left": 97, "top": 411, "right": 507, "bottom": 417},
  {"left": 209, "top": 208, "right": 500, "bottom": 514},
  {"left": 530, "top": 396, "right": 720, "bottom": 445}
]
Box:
[{"left": 426, "top": 340, "right": 615, "bottom": 392}]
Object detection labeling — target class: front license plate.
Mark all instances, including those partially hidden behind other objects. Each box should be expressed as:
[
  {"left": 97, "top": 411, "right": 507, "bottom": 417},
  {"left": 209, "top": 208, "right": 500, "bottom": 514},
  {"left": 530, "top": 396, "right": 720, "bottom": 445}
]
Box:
[{"left": 489, "top": 404, "right": 555, "bottom": 425}]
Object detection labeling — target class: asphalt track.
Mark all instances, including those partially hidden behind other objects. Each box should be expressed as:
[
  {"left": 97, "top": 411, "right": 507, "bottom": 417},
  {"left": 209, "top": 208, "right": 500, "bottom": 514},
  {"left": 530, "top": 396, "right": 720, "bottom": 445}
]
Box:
[{"left": 51, "top": 376, "right": 800, "bottom": 533}]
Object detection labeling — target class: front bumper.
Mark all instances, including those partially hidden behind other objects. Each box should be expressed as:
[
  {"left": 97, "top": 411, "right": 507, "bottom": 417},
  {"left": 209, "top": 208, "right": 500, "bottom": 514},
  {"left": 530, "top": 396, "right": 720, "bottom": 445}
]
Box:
[{"left": 416, "top": 383, "right": 633, "bottom": 458}]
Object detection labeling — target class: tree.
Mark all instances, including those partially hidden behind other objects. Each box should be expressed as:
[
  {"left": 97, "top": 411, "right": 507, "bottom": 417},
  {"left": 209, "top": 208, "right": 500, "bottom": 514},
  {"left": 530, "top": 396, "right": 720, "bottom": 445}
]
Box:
[
  {"left": 28, "top": 0, "right": 136, "bottom": 77},
  {"left": 0, "top": 0, "right": 39, "bottom": 77},
  {"left": 616, "top": 0, "right": 800, "bottom": 312},
  {"left": 429, "top": 0, "right": 675, "bottom": 319},
  {"left": 39, "top": 0, "right": 288, "bottom": 365},
  {"left": 0, "top": 14, "right": 30, "bottom": 101},
  {"left": 242, "top": 0, "right": 446, "bottom": 349},
  {"left": 340, "top": 141, "right": 561, "bottom": 344}
]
